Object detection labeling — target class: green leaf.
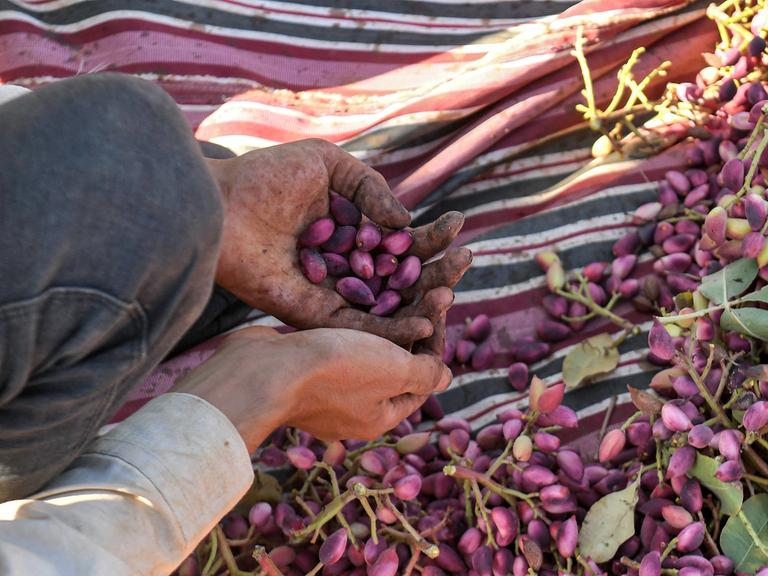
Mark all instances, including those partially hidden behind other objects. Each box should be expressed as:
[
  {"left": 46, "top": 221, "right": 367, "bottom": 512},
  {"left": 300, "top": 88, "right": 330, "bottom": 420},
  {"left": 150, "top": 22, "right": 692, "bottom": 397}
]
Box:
[
  {"left": 689, "top": 453, "right": 743, "bottom": 517},
  {"left": 562, "top": 333, "right": 619, "bottom": 389},
  {"left": 739, "top": 285, "right": 768, "bottom": 305},
  {"left": 700, "top": 258, "right": 758, "bottom": 305},
  {"left": 578, "top": 477, "right": 640, "bottom": 562},
  {"left": 721, "top": 494, "right": 768, "bottom": 573},
  {"left": 720, "top": 307, "right": 768, "bottom": 341}
]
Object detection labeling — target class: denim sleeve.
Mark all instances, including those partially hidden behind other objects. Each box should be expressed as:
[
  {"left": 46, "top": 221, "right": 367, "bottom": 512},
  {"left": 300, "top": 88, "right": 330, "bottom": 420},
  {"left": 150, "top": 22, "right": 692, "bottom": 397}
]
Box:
[
  {"left": 0, "top": 287, "right": 148, "bottom": 502},
  {"left": 0, "top": 73, "right": 224, "bottom": 502}
]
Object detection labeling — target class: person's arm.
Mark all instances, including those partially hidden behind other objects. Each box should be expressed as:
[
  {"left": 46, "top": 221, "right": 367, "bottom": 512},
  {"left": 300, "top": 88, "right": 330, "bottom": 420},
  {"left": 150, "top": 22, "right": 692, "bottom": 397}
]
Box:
[
  {"left": 0, "top": 326, "right": 450, "bottom": 575},
  {"left": 0, "top": 392, "right": 254, "bottom": 576},
  {"left": 205, "top": 140, "right": 472, "bottom": 347}
]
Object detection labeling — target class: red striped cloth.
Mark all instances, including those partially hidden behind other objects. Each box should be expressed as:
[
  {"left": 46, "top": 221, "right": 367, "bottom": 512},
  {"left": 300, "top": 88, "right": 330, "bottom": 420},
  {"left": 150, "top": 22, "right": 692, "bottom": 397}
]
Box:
[{"left": 0, "top": 0, "right": 714, "bottom": 430}]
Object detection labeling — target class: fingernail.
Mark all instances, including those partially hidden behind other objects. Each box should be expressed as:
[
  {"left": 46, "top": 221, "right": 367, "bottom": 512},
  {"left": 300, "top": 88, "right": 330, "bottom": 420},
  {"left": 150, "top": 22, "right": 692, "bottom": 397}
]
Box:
[{"left": 440, "top": 366, "right": 453, "bottom": 390}]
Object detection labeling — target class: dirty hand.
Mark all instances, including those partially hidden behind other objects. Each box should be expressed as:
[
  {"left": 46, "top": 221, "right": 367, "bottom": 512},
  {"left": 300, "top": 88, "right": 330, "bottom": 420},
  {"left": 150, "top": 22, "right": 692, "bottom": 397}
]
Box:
[{"left": 207, "top": 138, "right": 471, "bottom": 346}]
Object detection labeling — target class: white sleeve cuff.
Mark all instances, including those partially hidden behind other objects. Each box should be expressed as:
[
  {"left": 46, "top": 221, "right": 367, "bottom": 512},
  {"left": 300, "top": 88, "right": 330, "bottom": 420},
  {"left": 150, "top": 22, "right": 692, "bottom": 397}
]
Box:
[{"left": 0, "top": 392, "right": 254, "bottom": 576}]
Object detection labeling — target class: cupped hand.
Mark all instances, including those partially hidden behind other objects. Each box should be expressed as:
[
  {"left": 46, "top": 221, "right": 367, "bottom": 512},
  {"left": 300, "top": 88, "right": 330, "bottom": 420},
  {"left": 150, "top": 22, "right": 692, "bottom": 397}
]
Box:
[
  {"left": 173, "top": 324, "right": 451, "bottom": 450},
  {"left": 207, "top": 139, "right": 471, "bottom": 346}
]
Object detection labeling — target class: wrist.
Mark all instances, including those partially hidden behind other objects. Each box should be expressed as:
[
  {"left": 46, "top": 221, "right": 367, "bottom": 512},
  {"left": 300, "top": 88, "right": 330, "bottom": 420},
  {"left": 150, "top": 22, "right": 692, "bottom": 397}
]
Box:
[{"left": 170, "top": 330, "right": 314, "bottom": 453}]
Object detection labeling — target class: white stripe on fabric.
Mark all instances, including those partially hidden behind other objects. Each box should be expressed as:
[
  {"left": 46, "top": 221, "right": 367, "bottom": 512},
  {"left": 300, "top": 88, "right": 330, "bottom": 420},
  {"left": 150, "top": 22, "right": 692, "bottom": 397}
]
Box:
[
  {"left": 10, "top": 0, "right": 538, "bottom": 27},
  {"left": 0, "top": 11, "right": 503, "bottom": 52}
]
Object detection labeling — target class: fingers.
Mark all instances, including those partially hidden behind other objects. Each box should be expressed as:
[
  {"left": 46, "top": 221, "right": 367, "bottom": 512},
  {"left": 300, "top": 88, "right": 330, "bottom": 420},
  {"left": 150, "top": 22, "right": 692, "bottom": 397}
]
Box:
[
  {"left": 400, "top": 247, "right": 473, "bottom": 301},
  {"left": 395, "top": 287, "right": 453, "bottom": 325},
  {"left": 328, "top": 307, "right": 434, "bottom": 346},
  {"left": 408, "top": 211, "right": 465, "bottom": 261},
  {"left": 388, "top": 393, "right": 429, "bottom": 422},
  {"left": 415, "top": 314, "right": 446, "bottom": 358},
  {"left": 313, "top": 140, "right": 410, "bottom": 229},
  {"left": 401, "top": 352, "right": 452, "bottom": 396}
]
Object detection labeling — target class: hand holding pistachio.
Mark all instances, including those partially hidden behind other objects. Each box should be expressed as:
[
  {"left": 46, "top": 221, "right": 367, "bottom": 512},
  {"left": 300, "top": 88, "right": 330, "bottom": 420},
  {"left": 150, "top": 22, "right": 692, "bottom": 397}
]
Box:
[{"left": 209, "top": 138, "right": 471, "bottom": 346}]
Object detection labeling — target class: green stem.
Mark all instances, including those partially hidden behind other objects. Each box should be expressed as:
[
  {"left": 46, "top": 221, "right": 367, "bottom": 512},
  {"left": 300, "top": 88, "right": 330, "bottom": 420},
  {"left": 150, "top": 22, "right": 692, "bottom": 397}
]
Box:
[
  {"left": 486, "top": 440, "right": 514, "bottom": 479},
  {"left": 471, "top": 478, "right": 496, "bottom": 548},
  {"left": 745, "top": 445, "right": 768, "bottom": 479},
  {"left": 739, "top": 111, "right": 768, "bottom": 161},
  {"left": 698, "top": 510, "right": 720, "bottom": 556},
  {"left": 443, "top": 465, "right": 539, "bottom": 508},
  {"left": 464, "top": 480, "right": 474, "bottom": 526},
  {"left": 635, "top": 462, "right": 658, "bottom": 479},
  {"left": 620, "top": 411, "right": 643, "bottom": 432},
  {"left": 726, "top": 127, "right": 768, "bottom": 207},
  {"left": 744, "top": 472, "right": 768, "bottom": 487},
  {"left": 346, "top": 440, "right": 396, "bottom": 460},
  {"left": 571, "top": 27, "right": 597, "bottom": 127},
  {"left": 298, "top": 467, "right": 321, "bottom": 498},
  {"left": 318, "top": 462, "right": 357, "bottom": 548},
  {"left": 620, "top": 557, "right": 678, "bottom": 575},
  {"left": 357, "top": 494, "right": 379, "bottom": 544},
  {"left": 383, "top": 494, "right": 440, "bottom": 558},
  {"left": 201, "top": 530, "right": 218, "bottom": 576},
  {"left": 659, "top": 305, "right": 721, "bottom": 324},
  {"left": 292, "top": 491, "right": 357, "bottom": 541},
  {"left": 655, "top": 439, "right": 665, "bottom": 485},
  {"left": 576, "top": 554, "right": 594, "bottom": 575},
  {"left": 562, "top": 310, "right": 597, "bottom": 323},
  {"left": 660, "top": 537, "right": 678, "bottom": 562},
  {"left": 555, "top": 288, "right": 637, "bottom": 333},
  {"left": 214, "top": 526, "right": 249, "bottom": 576},
  {"left": 685, "top": 360, "right": 733, "bottom": 428}
]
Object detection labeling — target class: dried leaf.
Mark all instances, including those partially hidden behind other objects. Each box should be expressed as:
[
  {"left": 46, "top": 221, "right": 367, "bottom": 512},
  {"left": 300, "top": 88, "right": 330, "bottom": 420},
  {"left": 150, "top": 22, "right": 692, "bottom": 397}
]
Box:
[
  {"left": 628, "top": 386, "right": 663, "bottom": 415},
  {"left": 521, "top": 537, "right": 543, "bottom": 570},
  {"left": 562, "top": 333, "right": 619, "bottom": 389},
  {"left": 689, "top": 453, "right": 743, "bottom": 517},
  {"left": 720, "top": 494, "right": 768, "bottom": 573},
  {"left": 578, "top": 477, "right": 640, "bottom": 562}
]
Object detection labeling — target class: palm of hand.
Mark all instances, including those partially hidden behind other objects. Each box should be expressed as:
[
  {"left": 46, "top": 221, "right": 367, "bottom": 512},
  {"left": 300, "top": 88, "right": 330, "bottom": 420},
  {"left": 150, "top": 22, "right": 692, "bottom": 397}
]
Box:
[{"left": 211, "top": 139, "right": 471, "bottom": 345}]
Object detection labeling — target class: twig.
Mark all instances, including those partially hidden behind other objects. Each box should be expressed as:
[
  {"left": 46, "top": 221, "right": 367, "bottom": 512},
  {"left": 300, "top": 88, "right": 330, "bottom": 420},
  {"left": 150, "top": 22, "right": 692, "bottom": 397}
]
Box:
[{"left": 201, "top": 530, "right": 219, "bottom": 576}]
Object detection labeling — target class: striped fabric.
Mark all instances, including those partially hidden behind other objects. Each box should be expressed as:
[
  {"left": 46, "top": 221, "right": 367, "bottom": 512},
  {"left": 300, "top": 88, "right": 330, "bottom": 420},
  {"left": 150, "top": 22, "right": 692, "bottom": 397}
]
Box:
[{"left": 0, "top": 0, "right": 715, "bottom": 431}]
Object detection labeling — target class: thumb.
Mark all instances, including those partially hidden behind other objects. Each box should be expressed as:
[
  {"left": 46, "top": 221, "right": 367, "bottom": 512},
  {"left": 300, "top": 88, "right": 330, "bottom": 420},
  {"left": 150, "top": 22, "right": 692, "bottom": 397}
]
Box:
[{"left": 317, "top": 141, "right": 410, "bottom": 229}]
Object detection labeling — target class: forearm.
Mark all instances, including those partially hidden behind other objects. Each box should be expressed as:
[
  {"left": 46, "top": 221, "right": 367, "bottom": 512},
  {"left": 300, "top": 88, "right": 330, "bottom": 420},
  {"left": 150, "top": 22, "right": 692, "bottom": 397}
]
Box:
[
  {"left": 0, "top": 393, "right": 253, "bottom": 576},
  {"left": 171, "top": 328, "right": 289, "bottom": 453}
]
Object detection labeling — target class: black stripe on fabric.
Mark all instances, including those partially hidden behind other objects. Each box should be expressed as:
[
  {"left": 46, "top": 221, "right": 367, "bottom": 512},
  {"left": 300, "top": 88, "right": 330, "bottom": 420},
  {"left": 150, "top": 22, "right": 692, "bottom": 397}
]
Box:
[
  {"left": 419, "top": 126, "right": 601, "bottom": 208},
  {"left": 278, "top": 0, "right": 578, "bottom": 19},
  {"left": 453, "top": 192, "right": 657, "bottom": 293},
  {"left": 347, "top": 113, "right": 596, "bottom": 160},
  {"left": 0, "top": 0, "right": 519, "bottom": 46},
  {"left": 414, "top": 172, "right": 657, "bottom": 228},
  {"left": 437, "top": 331, "right": 656, "bottom": 415},
  {"left": 455, "top": 238, "right": 615, "bottom": 293},
  {"left": 343, "top": 117, "right": 466, "bottom": 153},
  {"left": 467, "top": 187, "right": 657, "bottom": 241}
]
